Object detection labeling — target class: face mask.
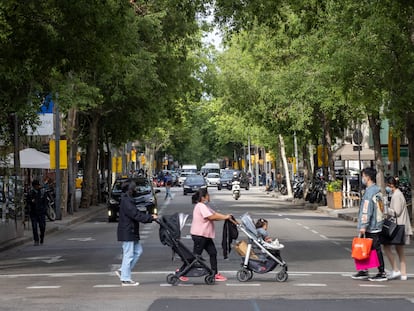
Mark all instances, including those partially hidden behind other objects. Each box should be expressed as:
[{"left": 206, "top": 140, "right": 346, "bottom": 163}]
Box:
[
  {"left": 361, "top": 177, "right": 367, "bottom": 186},
  {"left": 385, "top": 186, "right": 392, "bottom": 193}
]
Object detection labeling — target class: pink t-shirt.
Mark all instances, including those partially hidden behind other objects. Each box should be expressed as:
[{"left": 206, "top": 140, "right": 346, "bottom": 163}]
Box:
[{"left": 190, "top": 202, "right": 215, "bottom": 238}]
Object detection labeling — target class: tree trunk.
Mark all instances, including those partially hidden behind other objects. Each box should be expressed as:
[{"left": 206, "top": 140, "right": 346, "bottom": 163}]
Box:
[
  {"left": 80, "top": 115, "right": 100, "bottom": 209},
  {"left": 368, "top": 113, "right": 385, "bottom": 191},
  {"left": 279, "top": 134, "right": 292, "bottom": 198},
  {"left": 66, "top": 107, "right": 78, "bottom": 214},
  {"left": 322, "top": 114, "right": 335, "bottom": 181},
  {"left": 405, "top": 112, "right": 414, "bottom": 221},
  {"left": 302, "top": 144, "right": 310, "bottom": 199}
]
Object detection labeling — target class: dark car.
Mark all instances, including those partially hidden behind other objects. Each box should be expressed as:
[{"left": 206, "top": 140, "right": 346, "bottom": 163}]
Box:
[
  {"left": 218, "top": 170, "right": 250, "bottom": 190},
  {"left": 183, "top": 175, "right": 207, "bottom": 195},
  {"left": 107, "top": 177, "right": 160, "bottom": 222}
]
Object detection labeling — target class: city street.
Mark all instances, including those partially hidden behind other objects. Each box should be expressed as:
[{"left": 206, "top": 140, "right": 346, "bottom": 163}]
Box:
[{"left": 0, "top": 187, "right": 413, "bottom": 310}]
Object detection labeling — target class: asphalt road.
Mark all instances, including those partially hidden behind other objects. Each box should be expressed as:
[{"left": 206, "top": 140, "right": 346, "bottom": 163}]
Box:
[{"left": 0, "top": 187, "right": 413, "bottom": 311}]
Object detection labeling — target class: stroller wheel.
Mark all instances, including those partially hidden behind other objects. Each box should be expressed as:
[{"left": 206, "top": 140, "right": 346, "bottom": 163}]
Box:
[
  {"left": 276, "top": 269, "right": 288, "bottom": 282},
  {"left": 237, "top": 269, "right": 253, "bottom": 282},
  {"left": 204, "top": 275, "right": 215, "bottom": 285},
  {"left": 166, "top": 274, "right": 179, "bottom": 285}
]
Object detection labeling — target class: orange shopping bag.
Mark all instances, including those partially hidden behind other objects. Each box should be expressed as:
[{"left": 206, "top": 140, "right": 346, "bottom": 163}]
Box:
[{"left": 351, "top": 235, "right": 373, "bottom": 260}]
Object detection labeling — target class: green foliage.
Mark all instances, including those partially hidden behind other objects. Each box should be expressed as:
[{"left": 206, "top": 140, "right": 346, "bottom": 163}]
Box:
[{"left": 327, "top": 180, "right": 342, "bottom": 193}]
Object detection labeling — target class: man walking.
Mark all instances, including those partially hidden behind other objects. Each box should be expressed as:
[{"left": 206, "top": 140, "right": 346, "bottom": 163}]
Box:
[
  {"left": 27, "top": 180, "right": 47, "bottom": 246},
  {"left": 352, "top": 167, "right": 387, "bottom": 281},
  {"left": 117, "top": 179, "right": 157, "bottom": 286}
]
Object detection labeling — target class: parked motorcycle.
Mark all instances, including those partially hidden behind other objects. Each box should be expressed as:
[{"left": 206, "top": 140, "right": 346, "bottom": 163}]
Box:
[{"left": 232, "top": 180, "right": 241, "bottom": 200}]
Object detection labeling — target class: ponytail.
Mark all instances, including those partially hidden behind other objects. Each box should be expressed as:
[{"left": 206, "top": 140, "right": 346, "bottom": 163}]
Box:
[{"left": 192, "top": 187, "right": 208, "bottom": 204}]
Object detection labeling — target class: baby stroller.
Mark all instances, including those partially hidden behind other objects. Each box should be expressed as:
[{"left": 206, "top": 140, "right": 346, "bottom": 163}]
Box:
[
  {"left": 234, "top": 213, "right": 288, "bottom": 282},
  {"left": 158, "top": 213, "right": 216, "bottom": 285}
]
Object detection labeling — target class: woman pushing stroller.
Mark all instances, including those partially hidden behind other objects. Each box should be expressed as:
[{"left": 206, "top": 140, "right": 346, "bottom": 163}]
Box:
[{"left": 190, "top": 188, "right": 233, "bottom": 282}]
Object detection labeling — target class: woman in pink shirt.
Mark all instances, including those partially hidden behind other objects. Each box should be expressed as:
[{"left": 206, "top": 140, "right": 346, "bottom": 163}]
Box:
[{"left": 191, "top": 188, "right": 232, "bottom": 281}]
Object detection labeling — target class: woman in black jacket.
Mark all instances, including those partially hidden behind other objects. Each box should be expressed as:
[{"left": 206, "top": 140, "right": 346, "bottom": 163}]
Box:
[{"left": 117, "top": 180, "right": 157, "bottom": 286}]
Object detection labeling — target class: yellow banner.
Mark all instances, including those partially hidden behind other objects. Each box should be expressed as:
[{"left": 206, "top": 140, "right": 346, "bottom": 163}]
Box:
[
  {"left": 49, "top": 140, "right": 68, "bottom": 169},
  {"left": 112, "top": 157, "right": 122, "bottom": 173}
]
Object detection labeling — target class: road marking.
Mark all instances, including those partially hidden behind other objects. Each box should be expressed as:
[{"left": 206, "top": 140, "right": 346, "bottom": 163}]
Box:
[
  {"left": 303, "top": 226, "right": 310, "bottom": 230},
  {"left": 320, "top": 235, "right": 328, "bottom": 240},
  {"left": 285, "top": 218, "right": 291, "bottom": 221},
  {"left": 67, "top": 237, "right": 95, "bottom": 242},
  {"left": 294, "top": 283, "right": 327, "bottom": 287},
  {"left": 160, "top": 283, "right": 194, "bottom": 287},
  {"left": 226, "top": 283, "right": 261, "bottom": 287},
  {"left": 406, "top": 298, "right": 414, "bottom": 304},
  {"left": 93, "top": 284, "right": 120, "bottom": 288},
  {"left": 311, "top": 230, "right": 319, "bottom": 234},
  {"left": 27, "top": 286, "right": 61, "bottom": 289},
  {"left": 359, "top": 284, "right": 388, "bottom": 288},
  {"left": 24, "top": 256, "right": 64, "bottom": 264}
]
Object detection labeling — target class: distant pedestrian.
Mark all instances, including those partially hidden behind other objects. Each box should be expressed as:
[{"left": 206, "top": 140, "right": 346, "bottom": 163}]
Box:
[
  {"left": 117, "top": 180, "right": 157, "bottom": 286},
  {"left": 27, "top": 180, "right": 47, "bottom": 246},
  {"left": 352, "top": 167, "right": 387, "bottom": 281},
  {"left": 164, "top": 172, "right": 173, "bottom": 200},
  {"left": 382, "top": 176, "right": 412, "bottom": 281}
]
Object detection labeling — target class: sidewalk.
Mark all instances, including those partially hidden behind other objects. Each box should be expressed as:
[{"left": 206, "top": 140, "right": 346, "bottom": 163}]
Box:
[
  {"left": 261, "top": 187, "right": 359, "bottom": 222},
  {"left": 0, "top": 204, "right": 105, "bottom": 252}
]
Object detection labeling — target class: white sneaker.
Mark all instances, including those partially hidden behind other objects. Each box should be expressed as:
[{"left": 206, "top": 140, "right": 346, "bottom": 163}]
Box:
[
  {"left": 121, "top": 280, "right": 139, "bottom": 287},
  {"left": 387, "top": 270, "right": 401, "bottom": 280},
  {"left": 400, "top": 275, "right": 407, "bottom": 281}
]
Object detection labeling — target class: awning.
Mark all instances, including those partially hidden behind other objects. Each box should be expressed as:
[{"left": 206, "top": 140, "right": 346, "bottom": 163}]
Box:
[
  {"left": 1, "top": 148, "right": 50, "bottom": 169},
  {"left": 333, "top": 144, "right": 375, "bottom": 161}
]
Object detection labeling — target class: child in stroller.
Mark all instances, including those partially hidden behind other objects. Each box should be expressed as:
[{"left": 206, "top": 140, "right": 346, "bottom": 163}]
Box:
[
  {"left": 234, "top": 213, "right": 288, "bottom": 282},
  {"left": 255, "top": 218, "right": 284, "bottom": 251}
]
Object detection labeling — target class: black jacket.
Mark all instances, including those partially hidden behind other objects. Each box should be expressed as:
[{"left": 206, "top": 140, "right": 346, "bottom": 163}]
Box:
[
  {"left": 117, "top": 193, "right": 154, "bottom": 241},
  {"left": 222, "top": 218, "right": 239, "bottom": 259},
  {"left": 27, "top": 188, "right": 47, "bottom": 217}
]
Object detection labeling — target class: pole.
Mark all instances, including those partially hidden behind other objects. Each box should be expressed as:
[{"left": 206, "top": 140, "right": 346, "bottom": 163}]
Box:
[
  {"left": 294, "top": 131, "right": 299, "bottom": 177},
  {"left": 248, "top": 136, "right": 252, "bottom": 173},
  {"left": 55, "top": 94, "right": 62, "bottom": 220},
  {"left": 13, "top": 113, "right": 20, "bottom": 226}
]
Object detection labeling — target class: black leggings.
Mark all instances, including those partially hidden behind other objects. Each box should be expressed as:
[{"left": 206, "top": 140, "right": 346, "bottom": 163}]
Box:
[
  {"left": 192, "top": 235, "right": 218, "bottom": 274},
  {"left": 366, "top": 232, "right": 385, "bottom": 273}
]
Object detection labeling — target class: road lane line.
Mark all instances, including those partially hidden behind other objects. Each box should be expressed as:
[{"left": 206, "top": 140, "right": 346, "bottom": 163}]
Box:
[
  {"left": 27, "top": 286, "right": 61, "bottom": 289},
  {"left": 359, "top": 284, "right": 388, "bottom": 288},
  {"left": 311, "top": 230, "right": 319, "bottom": 234},
  {"left": 303, "top": 226, "right": 310, "bottom": 230},
  {"left": 93, "top": 284, "right": 120, "bottom": 288},
  {"left": 226, "top": 283, "right": 261, "bottom": 287},
  {"left": 320, "top": 235, "right": 328, "bottom": 239},
  {"left": 294, "top": 283, "right": 327, "bottom": 287}
]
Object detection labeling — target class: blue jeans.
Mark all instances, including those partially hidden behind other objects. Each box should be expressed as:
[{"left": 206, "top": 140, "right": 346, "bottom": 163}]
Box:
[{"left": 120, "top": 241, "right": 143, "bottom": 282}]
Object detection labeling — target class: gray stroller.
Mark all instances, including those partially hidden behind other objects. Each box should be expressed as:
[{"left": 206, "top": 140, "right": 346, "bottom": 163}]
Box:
[{"left": 235, "top": 213, "right": 288, "bottom": 282}]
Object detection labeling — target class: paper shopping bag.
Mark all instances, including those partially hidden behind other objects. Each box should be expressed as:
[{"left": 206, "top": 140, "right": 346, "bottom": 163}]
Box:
[
  {"left": 354, "top": 250, "right": 380, "bottom": 270},
  {"left": 351, "top": 236, "right": 373, "bottom": 260}
]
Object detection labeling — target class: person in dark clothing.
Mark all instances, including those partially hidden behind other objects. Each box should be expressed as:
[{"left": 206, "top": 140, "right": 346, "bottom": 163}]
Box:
[
  {"left": 27, "top": 180, "right": 47, "bottom": 246},
  {"left": 116, "top": 179, "right": 157, "bottom": 286}
]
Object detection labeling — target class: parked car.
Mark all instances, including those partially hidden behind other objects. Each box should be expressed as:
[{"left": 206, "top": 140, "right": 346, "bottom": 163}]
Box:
[
  {"left": 107, "top": 177, "right": 160, "bottom": 222},
  {"left": 183, "top": 175, "right": 207, "bottom": 195},
  {"left": 218, "top": 170, "right": 250, "bottom": 190},
  {"left": 205, "top": 173, "right": 220, "bottom": 187},
  {"left": 178, "top": 172, "right": 196, "bottom": 187}
]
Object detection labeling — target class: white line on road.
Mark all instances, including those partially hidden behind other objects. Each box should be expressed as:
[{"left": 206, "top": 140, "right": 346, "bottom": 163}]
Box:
[
  {"left": 226, "top": 283, "right": 261, "bottom": 287},
  {"left": 303, "top": 226, "right": 310, "bottom": 230},
  {"left": 160, "top": 283, "right": 194, "bottom": 287},
  {"left": 27, "top": 286, "right": 61, "bottom": 289},
  {"left": 319, "top": 235, "right": 329, "bottom": 239},
  {"left": 359, "top": 284, "right": 388, "bottom": 288},
  {"left": 93, "top": 284, "right": 120, "bottom": 288},
  {"left": 294, "top": 283, "right": 327, "bottom": 287},
  {"left": 311, "top": 230, "right": 319, "bottom": 234}
]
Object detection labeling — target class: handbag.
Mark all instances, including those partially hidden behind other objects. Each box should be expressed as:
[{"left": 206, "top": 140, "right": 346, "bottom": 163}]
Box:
[
  {"left": 354, "top": 249, "right": 380, "bottom": 270},
  {"left": 351, "top": 235, "right": 373, "bottom": 260},
  {"left": 381, "top": 224, "right": 405, "bottom": 245},
  {"left": 382, "top": 217, "right": 397, "bottom": 238}
]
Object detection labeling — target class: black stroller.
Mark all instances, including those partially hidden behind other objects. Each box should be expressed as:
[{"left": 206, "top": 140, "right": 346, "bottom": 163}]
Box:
[{"left": 158, "top": 213, "right": 216, "bottom": 285}]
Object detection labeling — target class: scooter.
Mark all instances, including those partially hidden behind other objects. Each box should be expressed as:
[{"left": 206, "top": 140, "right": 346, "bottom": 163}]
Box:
[{"left": 232, "top": 180, "right": 241, "bottom": 200}]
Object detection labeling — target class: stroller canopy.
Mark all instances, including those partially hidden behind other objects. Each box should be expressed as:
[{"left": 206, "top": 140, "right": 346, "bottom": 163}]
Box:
[
  {"left": 159, "top": 213, "right": 188, "bottom": 246},
  {"left": 241, "top": 213, "right": 258, "bottom": 237}
]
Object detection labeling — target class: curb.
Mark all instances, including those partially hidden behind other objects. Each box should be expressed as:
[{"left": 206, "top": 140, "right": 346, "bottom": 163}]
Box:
[{"left": 0, "top": 204, "right": 104, "bottom": 252}]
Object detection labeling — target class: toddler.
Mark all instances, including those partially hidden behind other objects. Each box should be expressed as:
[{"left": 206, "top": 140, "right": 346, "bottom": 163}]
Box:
[{"left": 255, "top": 218, "right": 284, "bottom": 250}]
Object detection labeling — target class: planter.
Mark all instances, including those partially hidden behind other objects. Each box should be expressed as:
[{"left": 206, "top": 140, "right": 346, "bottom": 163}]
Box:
[{"left": 327, "top": 191, "right": 343, "bottom": 209}]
